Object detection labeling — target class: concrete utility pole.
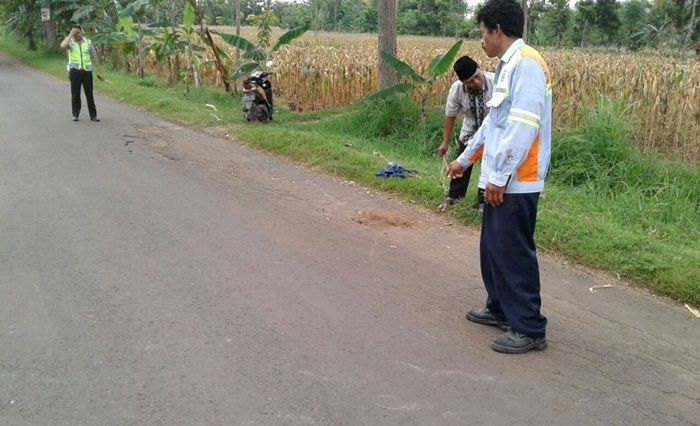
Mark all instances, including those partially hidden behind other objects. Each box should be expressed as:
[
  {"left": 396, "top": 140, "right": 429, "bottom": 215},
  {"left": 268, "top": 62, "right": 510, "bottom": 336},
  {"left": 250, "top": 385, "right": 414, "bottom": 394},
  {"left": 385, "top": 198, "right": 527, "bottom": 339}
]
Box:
[{"left": 378, "top": 0, "right": 397, "bottom": 89}]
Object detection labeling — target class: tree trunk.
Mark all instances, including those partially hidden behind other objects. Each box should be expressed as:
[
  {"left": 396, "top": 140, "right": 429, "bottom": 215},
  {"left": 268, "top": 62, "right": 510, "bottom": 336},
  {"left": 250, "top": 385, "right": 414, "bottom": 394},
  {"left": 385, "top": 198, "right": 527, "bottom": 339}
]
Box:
[
  {"left": 187, "top": 0, "right": 230, "bottom": 92},
  {"left": 192, "top": 62, "right": 200, "bottom": 88},
  {"left": 378, "top": 0, "right": 397, "bottom": 89},
  {"left": 522, "top": 0, "right": 528, "bottom": 42},
  {"left": 236, "top": 0, "right": 241, "bottom": 68},
  {"left": 135, "top": 16, "right": 145, "bottom": 79},
  {"left": 685, "top": 0, "right": 699, "bottom": 47},
  {"left": 27, "top": 25, "right": 36, "bottom": 51},
  {"left": 314, "top": 0, "right": 319, "bottom": 30},
  {"left": 137, "top": 54, "right": 144, "bottom": 78},
  {"left": 168, "top": 0, "right": 177, "bottom": 27},
  {"left": 174, "top": 54, "right": 181, "bottom": 84},
  {"left": 41, "top": 0, "right": 58, "bottom": 51},
  {"left": 334, "top": 0, "right": 339, "bottom": 31},
  {"left": 231, "top": 0, "right": 241, "bottom": 94}
]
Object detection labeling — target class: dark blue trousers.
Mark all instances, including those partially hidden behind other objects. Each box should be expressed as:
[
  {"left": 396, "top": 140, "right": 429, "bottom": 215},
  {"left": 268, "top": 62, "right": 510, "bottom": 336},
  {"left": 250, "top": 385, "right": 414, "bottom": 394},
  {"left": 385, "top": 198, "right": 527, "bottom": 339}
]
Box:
[{"left": 480, "top": 192, "right": 547, "bottom": 338}]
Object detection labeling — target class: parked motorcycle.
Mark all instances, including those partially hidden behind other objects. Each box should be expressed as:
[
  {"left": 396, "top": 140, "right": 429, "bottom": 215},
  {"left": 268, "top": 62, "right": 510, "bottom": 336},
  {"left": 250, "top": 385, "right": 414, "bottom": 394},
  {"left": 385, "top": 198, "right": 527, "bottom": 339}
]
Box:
[{"left": 242, "top": 71, "right": 273, "bottom": 122}]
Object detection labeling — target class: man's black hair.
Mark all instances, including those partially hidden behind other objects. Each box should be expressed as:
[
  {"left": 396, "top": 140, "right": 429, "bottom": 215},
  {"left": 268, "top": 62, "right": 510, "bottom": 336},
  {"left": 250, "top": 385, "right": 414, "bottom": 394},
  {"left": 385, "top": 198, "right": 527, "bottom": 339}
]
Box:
[
  {"left": 454, "top": 55, "right": 479, "bottom": 81},
  {"left": 476, "top": 0, "right": 524, "bottom": 39},
  {"left": 72, "top": 24, "right": 82, "bottom": 30}
]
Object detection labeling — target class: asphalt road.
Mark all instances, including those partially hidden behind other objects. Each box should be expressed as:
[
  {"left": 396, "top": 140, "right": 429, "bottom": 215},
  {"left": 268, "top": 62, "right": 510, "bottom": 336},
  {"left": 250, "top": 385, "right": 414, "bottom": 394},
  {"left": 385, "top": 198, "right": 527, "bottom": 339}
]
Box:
[{"left": 1, "top": 52, "right": 698, "bottom": 425}]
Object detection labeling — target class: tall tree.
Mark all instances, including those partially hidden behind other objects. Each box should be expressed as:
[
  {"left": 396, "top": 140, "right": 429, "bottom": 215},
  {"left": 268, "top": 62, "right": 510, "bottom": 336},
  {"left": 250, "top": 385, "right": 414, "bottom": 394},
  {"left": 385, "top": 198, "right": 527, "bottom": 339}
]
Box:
[
  {"left": 548, "top": 0, "right": 570, "bottom": 46},
  {"left": 620, "top": 0, "right": 650, "bottom": 49},
  {"left": 41, "top": 0, "right": 58, "bottom": 50},
  {"left": 5, "top": 0, "right": 41, "bottom": 50},
  {"left": 522, "top": 0, "right": 529, "bottom": 41},
  {"left": 186, "top": 0, "right": 231, "bottom": 91},
  {"left": 685, "top": 0, "right": 699, "bottom": 45},
  {"left": 378, "top": 0, "right": 397, "bottom": 89},
  {"left": 354, "top": 0, "right": 378, "bottom": 32},
  {"left": 594, "top": 0, "right": 621, "bottom": 44},
  {"left": 236, "top": 0, "right": 241, "bottom": 59},
  {"left": 573, "top": 0, "right": 597, "bottom": 47}
]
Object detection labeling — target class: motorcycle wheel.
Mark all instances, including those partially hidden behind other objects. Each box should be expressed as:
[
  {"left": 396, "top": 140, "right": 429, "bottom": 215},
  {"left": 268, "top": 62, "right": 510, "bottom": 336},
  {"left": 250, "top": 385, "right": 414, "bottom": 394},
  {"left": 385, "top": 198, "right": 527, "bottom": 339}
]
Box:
[{"left": 255, "top": 104, "right": 270, "bottom": 122}]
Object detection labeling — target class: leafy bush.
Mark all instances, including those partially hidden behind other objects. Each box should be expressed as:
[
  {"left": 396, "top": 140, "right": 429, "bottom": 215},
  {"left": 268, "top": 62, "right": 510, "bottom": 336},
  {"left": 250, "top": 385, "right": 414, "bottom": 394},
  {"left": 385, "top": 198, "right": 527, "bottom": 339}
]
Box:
[
  {"left": 339, "top": 98, "right": 444, "bottom": 157},
  {"left": 551, "top": 95, "right": 699, "bottom": 214},
  {"left": 136, "top": 76, "right": 160, "bottom": 87},
  {"left": 551, "top": 96, "right": 635, "bottom": 187}
]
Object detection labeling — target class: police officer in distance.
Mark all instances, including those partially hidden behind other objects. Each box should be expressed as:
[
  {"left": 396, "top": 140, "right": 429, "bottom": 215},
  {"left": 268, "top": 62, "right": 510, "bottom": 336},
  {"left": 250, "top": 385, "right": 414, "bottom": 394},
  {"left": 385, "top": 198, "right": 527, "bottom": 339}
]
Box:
[{"left": 60, "top": 24, "right": 104, "bottom": 122}]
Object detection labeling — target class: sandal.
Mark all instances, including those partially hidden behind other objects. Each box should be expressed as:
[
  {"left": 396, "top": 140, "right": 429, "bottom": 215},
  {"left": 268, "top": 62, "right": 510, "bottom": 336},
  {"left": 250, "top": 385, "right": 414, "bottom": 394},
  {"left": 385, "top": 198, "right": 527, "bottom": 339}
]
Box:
[{"left": 436, "top": 197, "right": 457, "bottom": 212}]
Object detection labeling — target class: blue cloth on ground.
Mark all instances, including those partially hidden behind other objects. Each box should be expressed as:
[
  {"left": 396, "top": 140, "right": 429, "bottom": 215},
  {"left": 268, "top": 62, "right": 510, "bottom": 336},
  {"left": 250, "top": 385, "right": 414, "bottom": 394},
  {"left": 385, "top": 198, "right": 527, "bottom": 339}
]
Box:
[{"left": 375, "top": 163, "right": 418, "bottom": 179}]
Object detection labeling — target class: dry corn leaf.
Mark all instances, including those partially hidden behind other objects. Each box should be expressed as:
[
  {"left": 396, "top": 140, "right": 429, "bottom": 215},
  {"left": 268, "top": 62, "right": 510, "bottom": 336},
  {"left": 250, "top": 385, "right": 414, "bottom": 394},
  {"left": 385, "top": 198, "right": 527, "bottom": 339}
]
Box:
[{"left": 685, "top": 304, "right": 700, "bottom": 319}]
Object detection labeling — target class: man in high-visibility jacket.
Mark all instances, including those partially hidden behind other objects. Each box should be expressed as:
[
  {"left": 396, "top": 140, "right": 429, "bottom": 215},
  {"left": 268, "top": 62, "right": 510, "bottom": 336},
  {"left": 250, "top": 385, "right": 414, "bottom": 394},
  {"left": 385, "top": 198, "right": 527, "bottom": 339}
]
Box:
[
  {"left": 60, "top": 25, "right": 104, "bottom": 122},
  {"left": 446, "top": 0, "right": 552, "bottom": 354}
]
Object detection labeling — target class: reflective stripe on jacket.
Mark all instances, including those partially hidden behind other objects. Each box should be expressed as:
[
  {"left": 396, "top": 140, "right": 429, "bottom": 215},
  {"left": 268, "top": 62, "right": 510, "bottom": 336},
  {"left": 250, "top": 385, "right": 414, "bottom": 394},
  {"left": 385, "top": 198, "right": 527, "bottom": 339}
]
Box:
[{"left": 457, "top": 39, "right": 552, "bottom": 194}]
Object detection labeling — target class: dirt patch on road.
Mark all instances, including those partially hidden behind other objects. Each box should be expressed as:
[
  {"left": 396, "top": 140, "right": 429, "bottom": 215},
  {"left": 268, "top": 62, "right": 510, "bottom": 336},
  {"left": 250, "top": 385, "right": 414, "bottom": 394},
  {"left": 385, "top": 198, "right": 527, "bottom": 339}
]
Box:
[
  {"left": 130, "top": 124, "right": 186, "bottom": 161},
  {"left": 353, "top": 210, "right": 419, "bottom": 229}
]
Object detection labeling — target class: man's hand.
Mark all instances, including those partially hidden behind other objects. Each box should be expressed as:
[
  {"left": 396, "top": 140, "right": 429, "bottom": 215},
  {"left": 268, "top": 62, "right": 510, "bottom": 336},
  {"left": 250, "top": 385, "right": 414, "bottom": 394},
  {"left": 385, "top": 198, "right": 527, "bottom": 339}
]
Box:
[
  {"left": 438, "top": 141, "right": 449, "bottom": 157},
  {"left": 445, "top": 160, "right": 466, "bottom": 179},
  {"left": 484, "top": 182, "right": 506, "bottom": 207},
  {"left": 69, "top": 28, "right": 77, "bottom": 37}
]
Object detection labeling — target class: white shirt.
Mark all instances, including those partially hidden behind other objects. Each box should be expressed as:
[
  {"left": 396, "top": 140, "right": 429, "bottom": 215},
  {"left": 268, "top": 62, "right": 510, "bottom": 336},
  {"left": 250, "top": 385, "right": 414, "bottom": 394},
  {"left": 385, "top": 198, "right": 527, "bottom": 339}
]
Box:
[{"left": 444, "top": 71, "right": 494, "bottom": 143}]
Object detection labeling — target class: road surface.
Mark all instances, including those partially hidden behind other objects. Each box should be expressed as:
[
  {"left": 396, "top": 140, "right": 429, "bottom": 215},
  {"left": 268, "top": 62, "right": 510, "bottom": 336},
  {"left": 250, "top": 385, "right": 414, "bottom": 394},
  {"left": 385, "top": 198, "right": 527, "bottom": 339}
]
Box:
[{"left": 1, "top": 52, "right": 698, "bottom": 425}]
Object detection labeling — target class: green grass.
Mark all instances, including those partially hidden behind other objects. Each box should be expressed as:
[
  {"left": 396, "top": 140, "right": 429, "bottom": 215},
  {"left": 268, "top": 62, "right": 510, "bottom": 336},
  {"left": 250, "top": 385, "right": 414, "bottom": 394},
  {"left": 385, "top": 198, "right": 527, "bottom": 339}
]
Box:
[{"left": 3, "top": 34, "right": 698, "bottom": 305}]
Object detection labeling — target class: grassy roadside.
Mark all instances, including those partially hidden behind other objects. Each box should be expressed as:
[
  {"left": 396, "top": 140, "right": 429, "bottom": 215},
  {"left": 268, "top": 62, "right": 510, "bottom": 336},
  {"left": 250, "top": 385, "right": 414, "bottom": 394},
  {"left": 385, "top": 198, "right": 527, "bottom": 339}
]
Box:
[{"left": 3, "top": 34, "right": 698, "bottom": 305}]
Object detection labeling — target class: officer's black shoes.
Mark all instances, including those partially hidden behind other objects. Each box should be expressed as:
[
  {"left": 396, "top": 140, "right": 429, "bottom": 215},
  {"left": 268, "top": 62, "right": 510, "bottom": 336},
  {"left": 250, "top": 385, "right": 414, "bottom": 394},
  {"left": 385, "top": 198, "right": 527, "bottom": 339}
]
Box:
[
  {"left": 72, "top": 116, "right": 79, "bottom": 121},
  {"left": 491, "top": 330, "right": 547, "bottom": 354},
  {"left": 465, "top": 307, "right": 510, "bottom": 331},
  {"left": 90, "top": 117, "right": 100, "bottom": 122}
]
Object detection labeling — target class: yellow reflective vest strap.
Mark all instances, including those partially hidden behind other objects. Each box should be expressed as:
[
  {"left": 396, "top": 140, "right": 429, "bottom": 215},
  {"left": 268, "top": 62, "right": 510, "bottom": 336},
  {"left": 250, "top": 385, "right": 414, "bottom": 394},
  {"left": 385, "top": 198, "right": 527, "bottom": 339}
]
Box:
[{"left": 67, "top": 39, "right": 93, "bottom": 71}]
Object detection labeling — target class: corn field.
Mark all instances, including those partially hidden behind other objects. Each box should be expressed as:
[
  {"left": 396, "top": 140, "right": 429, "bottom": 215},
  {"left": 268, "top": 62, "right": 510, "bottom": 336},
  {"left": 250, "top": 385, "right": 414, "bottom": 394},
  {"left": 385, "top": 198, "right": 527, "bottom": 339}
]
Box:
[{"left": 148, "top": 28, "right": 700, "bottom": 162}]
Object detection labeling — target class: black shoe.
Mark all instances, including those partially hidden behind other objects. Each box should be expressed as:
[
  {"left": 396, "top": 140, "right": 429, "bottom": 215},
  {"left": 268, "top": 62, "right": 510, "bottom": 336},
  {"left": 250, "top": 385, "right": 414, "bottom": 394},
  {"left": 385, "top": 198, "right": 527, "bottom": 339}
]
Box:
[
  {"left": 491, "top": 330, "right": 547, "bottom": 354},
  {"left": 90, "top": 117, "right": 100, "bottom": 122},
  {"left": 465, "top": 307, "right": 510, "bottom": 331},
  {"left": 72, "top": 116, "right": 79, "bottom": 121}
]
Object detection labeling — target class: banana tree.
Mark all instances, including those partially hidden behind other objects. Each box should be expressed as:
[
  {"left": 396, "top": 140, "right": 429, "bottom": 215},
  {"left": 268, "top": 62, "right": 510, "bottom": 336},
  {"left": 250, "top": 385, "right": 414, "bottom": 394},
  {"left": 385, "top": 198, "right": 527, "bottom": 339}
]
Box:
[
  {"left": 119, "top": 0, "right": 152, "bottom": 78},
  {"left": 179, "top": 0, "right": 204, "bottom": 91},
  {"left": 213, "top": 24, "right": 309, "bottom": 83},
  {"left": 368, "top": 40, "right": 463, "bottom": 123},
  {"left": 92, "top": 0, "right": 153, "bottom": 78},
  {"left": 65, "top": 0, "right": 120, "bottom": 35},
  {"left": 150, "top": 27, "right": 185, "bottom": 84},
  {"left": 184, "top": 0, "right": 232, "bottom": 92},
  {"left": 148, "top": 0, "right": 204, "bottom": 90},
  {"left": 6, "top": 3, "right": 40, "bottom": 50}
]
